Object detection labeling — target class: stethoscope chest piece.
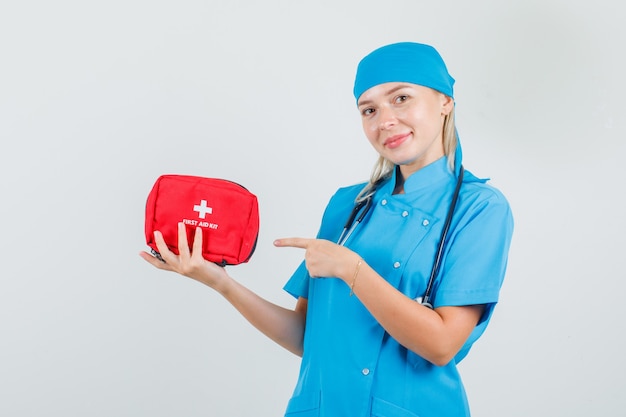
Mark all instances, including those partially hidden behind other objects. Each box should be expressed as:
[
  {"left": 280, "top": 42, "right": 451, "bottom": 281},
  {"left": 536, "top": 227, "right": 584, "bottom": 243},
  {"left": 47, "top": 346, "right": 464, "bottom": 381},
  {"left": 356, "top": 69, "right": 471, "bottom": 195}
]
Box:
[{"left": 414, "top": 296, "right": 433, "bottom": 309}]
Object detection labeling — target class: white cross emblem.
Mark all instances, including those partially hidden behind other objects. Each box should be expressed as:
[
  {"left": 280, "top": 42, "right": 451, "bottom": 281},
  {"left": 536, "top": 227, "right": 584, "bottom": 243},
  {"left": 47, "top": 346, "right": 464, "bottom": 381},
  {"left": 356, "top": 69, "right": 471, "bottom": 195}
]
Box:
[{"left": 193, "top": 199, "right": 213, "bottom": 219}]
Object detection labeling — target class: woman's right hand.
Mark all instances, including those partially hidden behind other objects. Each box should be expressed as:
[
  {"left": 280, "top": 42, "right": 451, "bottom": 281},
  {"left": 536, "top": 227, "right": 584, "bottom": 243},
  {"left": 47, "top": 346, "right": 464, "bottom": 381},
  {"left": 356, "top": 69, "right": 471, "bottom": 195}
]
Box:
[
  {"left": 141, "top": 222, "right": 307, "bottom": 356},
  {"left": 139, "top": 223, "right": 229, "bottom": 291}
]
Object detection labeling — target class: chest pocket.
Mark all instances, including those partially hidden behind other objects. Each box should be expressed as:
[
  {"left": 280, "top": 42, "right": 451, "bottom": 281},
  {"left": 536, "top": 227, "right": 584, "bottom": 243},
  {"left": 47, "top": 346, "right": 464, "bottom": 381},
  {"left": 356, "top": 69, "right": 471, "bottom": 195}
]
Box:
[{"left": 348, "top": 198, "right": 440, "bottom": 291}]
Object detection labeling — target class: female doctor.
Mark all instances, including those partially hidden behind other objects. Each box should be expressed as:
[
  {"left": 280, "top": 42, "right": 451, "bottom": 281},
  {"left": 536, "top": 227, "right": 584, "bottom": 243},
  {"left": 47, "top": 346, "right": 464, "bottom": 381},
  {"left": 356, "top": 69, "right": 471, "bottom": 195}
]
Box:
[{"left": 141, "top": 42, "right": 514, "bottom": 417}]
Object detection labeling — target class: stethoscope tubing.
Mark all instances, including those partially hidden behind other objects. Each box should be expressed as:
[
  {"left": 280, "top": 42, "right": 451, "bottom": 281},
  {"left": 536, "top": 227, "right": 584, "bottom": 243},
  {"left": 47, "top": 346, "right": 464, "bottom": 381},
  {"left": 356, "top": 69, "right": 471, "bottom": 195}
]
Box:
[
  {"left": 337, "top": 196, "right": 373, "bottom": 247},
  {"left": 420, "top": 166, "right": 464, "bottom": 308}
]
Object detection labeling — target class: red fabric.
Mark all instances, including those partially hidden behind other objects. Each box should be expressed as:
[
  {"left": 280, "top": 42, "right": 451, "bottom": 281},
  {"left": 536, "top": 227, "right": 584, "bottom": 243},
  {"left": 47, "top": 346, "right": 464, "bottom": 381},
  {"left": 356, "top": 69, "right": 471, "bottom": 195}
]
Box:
[{"left": 145, "top": 175, "right": 259, "bottom": 266}]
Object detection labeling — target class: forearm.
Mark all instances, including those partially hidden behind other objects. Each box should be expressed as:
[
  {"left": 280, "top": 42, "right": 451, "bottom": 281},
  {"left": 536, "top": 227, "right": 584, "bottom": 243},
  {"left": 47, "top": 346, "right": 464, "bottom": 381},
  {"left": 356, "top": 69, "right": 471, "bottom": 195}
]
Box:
[
  {"left": 344, "top": 258, "right": 482, "bottom": 366},
  {"left": 214, "top": 275, "right": 306, "bottom": 356}
]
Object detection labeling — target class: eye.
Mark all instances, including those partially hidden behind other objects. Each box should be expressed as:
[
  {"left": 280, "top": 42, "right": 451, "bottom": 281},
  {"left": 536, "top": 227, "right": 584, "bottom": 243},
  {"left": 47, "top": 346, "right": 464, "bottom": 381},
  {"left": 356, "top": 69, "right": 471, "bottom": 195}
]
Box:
[
  {"left": 395, "top": 95, "right": 409, "bottom": 104},
  {"left": 361, "top": 108, "right": 375, "bottom": 116}
]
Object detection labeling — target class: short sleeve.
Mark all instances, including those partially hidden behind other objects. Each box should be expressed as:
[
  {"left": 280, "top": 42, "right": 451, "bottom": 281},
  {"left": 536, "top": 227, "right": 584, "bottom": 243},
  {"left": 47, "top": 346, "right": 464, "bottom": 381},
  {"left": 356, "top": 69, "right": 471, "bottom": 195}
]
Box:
[
  {"left": 434, "top": 188, "right": 513, "bottom": 307},
  {"left": 432, "top": 185, "right": 514, "bottom": 362},
  {"left": 283, "top": 261, "right": 310, "bottom": 299}
]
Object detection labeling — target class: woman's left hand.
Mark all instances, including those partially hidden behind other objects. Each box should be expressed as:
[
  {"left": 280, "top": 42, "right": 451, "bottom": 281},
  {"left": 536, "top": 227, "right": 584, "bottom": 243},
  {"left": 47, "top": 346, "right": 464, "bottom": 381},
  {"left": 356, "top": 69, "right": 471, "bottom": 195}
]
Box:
[{"left": 274, "top": 237, "right": 360, "bottom": 282}]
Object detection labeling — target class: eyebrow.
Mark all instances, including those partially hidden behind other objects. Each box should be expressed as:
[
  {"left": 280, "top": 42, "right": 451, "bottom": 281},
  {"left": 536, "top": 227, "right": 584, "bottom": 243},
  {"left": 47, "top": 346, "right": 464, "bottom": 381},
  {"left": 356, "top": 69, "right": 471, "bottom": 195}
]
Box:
[{"left": 357, "top": 83, "right": 414, "bottom": 108}]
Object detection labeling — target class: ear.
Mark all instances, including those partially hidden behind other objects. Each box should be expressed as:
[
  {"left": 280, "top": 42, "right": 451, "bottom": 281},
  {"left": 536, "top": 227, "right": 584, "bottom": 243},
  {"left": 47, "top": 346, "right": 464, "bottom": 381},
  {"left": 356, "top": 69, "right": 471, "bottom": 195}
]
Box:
[{"left": 441, "top": 94, "right": 454, "bottom": 116}]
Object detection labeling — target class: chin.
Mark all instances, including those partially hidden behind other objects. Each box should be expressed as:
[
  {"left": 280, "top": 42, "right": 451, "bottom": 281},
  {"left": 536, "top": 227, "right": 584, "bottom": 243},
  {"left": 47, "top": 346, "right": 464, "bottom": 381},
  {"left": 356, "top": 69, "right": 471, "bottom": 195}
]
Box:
[{"left": 395, "top": 156, "right": 420, "bottom": 166}]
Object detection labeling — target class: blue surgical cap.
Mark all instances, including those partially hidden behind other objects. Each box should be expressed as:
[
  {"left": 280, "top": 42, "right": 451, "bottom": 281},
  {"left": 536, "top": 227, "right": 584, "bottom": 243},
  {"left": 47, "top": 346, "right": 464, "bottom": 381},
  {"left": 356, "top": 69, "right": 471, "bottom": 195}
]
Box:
[{"left": 353, "top": 42, "right": 455, "bottom": 103}]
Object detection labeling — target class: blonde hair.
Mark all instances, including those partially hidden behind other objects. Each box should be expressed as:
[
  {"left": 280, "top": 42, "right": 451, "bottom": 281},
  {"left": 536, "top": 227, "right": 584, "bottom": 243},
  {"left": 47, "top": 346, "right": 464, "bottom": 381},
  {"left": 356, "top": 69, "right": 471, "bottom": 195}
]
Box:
[{"left": 356, "top": 104, "right": 457, "bottom": 203}]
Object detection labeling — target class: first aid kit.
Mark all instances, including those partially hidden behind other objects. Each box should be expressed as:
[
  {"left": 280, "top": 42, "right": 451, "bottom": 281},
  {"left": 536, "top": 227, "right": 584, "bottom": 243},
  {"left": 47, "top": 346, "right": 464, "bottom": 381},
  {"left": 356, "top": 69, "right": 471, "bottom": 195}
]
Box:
[{"left": 145, "top": 175, "right": 259, "bottom": 266}]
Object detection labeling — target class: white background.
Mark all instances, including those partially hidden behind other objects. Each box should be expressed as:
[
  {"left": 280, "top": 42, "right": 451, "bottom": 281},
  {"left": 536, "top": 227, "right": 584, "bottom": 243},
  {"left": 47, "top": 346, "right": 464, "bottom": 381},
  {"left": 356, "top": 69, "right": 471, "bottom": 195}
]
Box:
[{"left": 1, "top": 1, "right": 624, "bottom": 416}]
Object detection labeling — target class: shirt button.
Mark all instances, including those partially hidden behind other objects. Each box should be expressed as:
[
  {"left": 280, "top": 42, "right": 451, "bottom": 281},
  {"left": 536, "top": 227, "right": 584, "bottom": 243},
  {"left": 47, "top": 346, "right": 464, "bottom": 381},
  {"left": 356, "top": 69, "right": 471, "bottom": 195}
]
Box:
[
  {"left": 422, "top": 219, "right": 430, "bottom": 226},
  {"left": 362, "top": 368, "right": 370, "bottom": 376},
  {"left": 393, "top": 262, "right": 401, "bottom": 269},
  {"left": 381, "top": 199, "right": 387, "bottom": 206},
  {"left": 402, "top": 210, "right": 409, "bottom": 217}
]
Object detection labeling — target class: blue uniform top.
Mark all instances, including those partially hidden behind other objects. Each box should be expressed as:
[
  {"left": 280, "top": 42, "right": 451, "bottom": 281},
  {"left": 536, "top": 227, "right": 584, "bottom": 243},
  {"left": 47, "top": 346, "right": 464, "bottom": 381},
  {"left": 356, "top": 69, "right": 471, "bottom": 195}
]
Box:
[{"left": 283, "top": 157, "right": 514, "bottom": 417}]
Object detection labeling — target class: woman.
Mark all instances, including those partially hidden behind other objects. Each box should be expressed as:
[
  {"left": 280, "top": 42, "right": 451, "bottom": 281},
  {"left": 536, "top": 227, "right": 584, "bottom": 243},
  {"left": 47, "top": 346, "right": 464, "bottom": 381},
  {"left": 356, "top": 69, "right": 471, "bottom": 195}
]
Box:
[{"left": 141, "top": 42, "right": 514, "bottom": 417}]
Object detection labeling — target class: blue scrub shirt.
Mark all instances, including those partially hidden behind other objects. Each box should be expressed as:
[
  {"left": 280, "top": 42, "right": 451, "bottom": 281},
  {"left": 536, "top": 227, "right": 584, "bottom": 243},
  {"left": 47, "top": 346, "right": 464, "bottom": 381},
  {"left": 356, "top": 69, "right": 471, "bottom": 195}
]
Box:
[{"left": 283, "top": 157, "right": 514, "bottom": 417}]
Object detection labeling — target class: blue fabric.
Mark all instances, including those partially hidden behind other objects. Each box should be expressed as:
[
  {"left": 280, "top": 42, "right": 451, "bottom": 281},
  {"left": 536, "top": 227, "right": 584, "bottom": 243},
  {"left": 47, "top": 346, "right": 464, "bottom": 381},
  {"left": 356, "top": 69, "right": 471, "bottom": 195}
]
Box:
[
  {"left": 283, "top": 157, "right": 514, "bottom": 417},
  {"left": 353, "top": 42, "right": 455, "bottom": 102}
]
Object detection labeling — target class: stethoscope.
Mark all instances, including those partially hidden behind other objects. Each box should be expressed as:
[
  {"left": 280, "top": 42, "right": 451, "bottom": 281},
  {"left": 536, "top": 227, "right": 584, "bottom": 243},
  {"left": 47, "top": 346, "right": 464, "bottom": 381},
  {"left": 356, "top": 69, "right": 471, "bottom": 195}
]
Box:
[{"left": 337, "top": 166, "right": 465, "bottom": 309}]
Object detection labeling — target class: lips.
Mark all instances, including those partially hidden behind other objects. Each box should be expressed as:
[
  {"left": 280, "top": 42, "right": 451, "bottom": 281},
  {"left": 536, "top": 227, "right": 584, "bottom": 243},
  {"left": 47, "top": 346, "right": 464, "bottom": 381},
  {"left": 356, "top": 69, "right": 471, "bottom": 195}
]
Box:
[{"left": 383, "top": 133, "right": 411, "bottom": 149}]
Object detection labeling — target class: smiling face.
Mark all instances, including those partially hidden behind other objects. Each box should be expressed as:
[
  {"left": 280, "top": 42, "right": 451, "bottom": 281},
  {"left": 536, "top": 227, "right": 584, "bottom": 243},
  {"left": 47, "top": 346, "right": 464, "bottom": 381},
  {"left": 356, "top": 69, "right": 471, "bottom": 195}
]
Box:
[{"left": 357, "top": 82, "right": 454, "bottom": 180}]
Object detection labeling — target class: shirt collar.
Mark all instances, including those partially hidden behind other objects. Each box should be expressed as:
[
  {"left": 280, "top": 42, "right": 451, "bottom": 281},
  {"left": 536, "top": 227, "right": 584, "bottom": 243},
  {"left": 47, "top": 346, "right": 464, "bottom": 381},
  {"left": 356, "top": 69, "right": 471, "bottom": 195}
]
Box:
[{"left": 384, "top": 157, "right": 454, "bottom": 195}]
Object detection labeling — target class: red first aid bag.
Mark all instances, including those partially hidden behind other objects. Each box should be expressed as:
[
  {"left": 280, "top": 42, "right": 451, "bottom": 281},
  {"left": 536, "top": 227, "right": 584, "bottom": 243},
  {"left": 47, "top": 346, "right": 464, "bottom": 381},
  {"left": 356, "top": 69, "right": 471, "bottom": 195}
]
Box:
[{"left": 145, "top": 175, "right": 259, "bottom": 266}]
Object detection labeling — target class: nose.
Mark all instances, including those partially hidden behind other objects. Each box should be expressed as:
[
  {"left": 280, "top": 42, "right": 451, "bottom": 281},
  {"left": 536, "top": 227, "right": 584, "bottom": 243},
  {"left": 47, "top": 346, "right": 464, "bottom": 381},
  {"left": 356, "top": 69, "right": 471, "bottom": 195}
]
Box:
[{"left": 378, "top": 106, "right": 397, "bottom": 130}]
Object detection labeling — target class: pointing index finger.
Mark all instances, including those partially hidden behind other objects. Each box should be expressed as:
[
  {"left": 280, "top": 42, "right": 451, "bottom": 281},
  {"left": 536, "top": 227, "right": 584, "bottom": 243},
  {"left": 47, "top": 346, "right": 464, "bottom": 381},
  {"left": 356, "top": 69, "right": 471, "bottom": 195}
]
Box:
[{"left": 274, "top": 237, "right": 311, "bottom": 249}]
